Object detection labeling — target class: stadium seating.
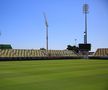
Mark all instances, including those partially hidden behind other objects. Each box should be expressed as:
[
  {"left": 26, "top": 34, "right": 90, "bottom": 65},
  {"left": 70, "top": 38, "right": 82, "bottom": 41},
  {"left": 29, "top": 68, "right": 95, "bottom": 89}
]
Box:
[
  {"left": 48, "top": 50, "right": 77, "bottom": 57},
  {"left": 0, "top": 49, "right": 77, "bottom": 58},
  {"left": 94, "top": 48, "right": 108, "bottom": 56}
]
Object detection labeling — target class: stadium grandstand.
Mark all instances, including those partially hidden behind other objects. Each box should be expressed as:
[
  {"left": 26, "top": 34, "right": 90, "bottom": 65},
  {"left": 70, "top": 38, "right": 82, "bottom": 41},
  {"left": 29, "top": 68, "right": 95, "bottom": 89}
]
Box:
[
  {"left": 0, "top": 49, "right": 78, "bottom": 57},
  {"left": 0, "top": 44, "right": 108, "bottom": 60},
  {"left": 0, "top": 44, "right": 80, "bottom": 60},
  {"left": 86, "top": 48, "right": 108, "bottom": 59},
  {"left": 94, "top": 48, "right": 108, "bottom": 56}
]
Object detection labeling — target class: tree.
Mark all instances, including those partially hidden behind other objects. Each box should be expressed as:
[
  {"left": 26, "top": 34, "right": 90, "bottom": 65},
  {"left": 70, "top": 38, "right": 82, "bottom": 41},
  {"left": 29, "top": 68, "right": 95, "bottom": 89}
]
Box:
[
  {"left": 67, "top": 45, "right": 73, "bottom": 50},
  {"left": 67, "top": 45, "right": 79, "bottom": 53},
  {"left": 40, "top": 48, "right": 46, "bottom": 50}
]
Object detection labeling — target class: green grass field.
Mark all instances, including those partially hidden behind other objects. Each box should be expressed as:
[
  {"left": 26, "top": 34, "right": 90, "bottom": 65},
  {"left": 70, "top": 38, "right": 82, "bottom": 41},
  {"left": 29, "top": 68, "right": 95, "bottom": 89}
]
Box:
[{"left": 0, "top": 59, "right": 108, "bottom": 90}]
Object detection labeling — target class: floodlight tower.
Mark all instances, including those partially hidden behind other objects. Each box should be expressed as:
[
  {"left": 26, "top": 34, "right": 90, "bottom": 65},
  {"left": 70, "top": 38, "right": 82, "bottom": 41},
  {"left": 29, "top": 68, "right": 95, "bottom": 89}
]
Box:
[
  {"left": 43, "top": 13, "right": 48, "bottom": 51},
  {"left": 83, "top": 4, "right": 89, "bottom": 44},
  {"left": 83, "top": 4, "right": 89, "bottom": 59}
]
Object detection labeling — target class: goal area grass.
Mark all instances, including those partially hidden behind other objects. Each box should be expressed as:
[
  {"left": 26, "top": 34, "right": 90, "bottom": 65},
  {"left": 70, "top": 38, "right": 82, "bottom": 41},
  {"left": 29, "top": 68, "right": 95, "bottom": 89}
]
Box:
[{"left": 0, "top": 59, "right": 108, "bottom": 90}]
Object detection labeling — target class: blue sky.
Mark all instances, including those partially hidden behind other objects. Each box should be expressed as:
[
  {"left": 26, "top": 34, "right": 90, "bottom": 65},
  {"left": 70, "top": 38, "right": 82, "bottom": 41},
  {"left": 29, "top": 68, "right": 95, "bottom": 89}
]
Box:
[{"left": 0, "top": 0, "right": 108, "bottom": 51}]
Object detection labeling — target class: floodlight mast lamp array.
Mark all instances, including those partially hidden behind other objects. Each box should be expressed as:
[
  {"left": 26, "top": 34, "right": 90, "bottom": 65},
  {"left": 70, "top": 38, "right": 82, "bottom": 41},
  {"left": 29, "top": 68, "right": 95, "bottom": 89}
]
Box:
[{"left": 83, "top": 4, "right": 89, "bottom": 44}]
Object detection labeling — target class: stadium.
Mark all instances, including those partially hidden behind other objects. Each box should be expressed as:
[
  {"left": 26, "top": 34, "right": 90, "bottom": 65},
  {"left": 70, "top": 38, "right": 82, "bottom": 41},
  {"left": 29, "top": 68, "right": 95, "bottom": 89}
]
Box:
[
  {"left": 0, "top": 0, "right": 108, "bottom": 90},
  {"left": 0, "top": 3, "right": 108, "bottom": 60}
]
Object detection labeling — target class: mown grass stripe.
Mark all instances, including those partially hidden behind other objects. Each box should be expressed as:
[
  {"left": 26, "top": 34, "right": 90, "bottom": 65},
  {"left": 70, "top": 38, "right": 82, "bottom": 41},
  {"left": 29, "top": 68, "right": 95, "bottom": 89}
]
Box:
[{"left": 0, "top": 59, "right": 108, "bottom": 90}]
